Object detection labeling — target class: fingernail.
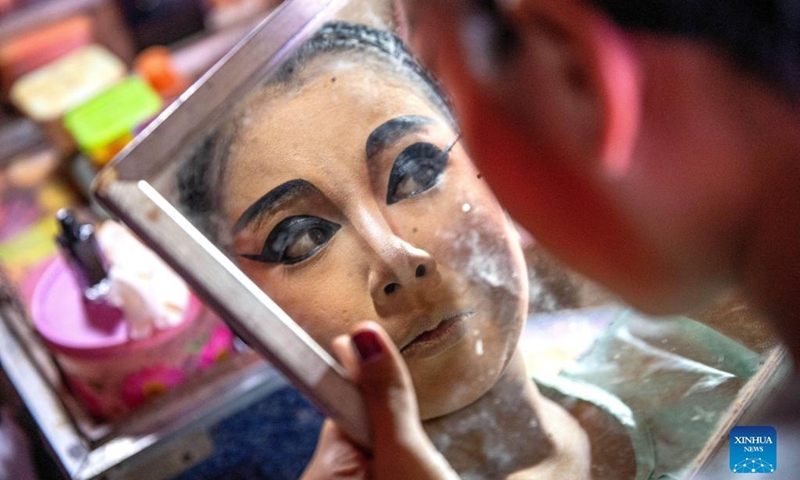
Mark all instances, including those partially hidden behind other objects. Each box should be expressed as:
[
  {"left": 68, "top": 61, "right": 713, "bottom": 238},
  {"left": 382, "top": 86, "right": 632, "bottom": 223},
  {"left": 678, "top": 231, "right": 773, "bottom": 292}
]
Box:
[{"left": 352, "top": 330, "right": 384, "bottom": 362}]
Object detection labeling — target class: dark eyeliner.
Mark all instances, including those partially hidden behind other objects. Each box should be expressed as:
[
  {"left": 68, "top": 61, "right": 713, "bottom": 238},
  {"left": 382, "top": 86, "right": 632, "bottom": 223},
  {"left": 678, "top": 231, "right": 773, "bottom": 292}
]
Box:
[
  {"left": 386, "top": 136, "right": 459, "bottom": 205},
  {"left": 240, "top": 215, "right": 340, "bottom": 265},
  {"left": 387, "top": 142, "right": 443, "bottom": 205}
]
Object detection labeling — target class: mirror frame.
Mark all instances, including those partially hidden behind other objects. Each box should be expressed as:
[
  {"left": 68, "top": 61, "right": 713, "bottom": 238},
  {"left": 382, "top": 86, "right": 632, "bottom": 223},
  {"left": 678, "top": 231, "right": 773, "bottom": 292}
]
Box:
[{"left": 93, "top": 0, "right": 371, "bottom": 449}]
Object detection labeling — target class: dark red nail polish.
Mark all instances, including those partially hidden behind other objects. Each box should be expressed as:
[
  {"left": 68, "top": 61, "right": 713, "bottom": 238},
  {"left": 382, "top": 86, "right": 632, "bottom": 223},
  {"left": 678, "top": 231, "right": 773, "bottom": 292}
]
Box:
[{"left": 352, "top": 330, "right": 383, "bottom": 362}]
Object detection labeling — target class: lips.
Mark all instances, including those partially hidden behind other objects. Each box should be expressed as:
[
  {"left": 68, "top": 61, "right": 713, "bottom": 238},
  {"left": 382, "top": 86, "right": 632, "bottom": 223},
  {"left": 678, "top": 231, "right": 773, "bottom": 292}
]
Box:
[{"left": 400, "top": 310, "right": 475, "bottom": 359}]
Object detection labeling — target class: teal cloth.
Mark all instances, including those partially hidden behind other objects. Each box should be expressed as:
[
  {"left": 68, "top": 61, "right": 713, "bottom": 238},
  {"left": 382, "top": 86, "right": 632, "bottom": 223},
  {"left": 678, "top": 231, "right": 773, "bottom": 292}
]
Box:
[{"left": 539, "top": 310, "right": 762, "bottom": 479}]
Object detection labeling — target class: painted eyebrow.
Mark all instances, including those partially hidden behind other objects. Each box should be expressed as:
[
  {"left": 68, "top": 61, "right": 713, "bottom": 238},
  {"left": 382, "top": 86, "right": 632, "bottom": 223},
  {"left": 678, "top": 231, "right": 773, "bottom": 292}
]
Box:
[
  {"left": 365, "top": 115, "right": 435, "bottom": 160},
  {"left": 233, "top": 179, "right": 313, "bottom": 233}
]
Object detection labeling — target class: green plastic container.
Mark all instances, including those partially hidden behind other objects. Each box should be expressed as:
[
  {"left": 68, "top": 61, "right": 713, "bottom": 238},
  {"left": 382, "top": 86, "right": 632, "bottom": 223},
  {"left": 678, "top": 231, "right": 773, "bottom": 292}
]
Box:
[{"left": 63, "top": 76, "right": 162, "bottom": 166}]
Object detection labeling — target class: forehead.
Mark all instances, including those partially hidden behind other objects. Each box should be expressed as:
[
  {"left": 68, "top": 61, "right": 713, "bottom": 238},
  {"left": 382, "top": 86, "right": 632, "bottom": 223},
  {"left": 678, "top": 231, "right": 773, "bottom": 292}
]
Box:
[{"left": 223, "top": 64, "right": 446, "bottom": 205}]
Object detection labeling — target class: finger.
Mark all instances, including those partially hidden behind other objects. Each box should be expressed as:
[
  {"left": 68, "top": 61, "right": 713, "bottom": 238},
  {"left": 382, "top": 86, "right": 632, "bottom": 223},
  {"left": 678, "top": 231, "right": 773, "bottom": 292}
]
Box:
[
  {"left": 301, "top": 420, "right": 369, "bottom": 480},
  {"left": 348, "top": 322, "right": 459, "bottom": 480},
  {"left": 348, "top": 321, "right": 421, "bottom": 449},
  {"left": 332, "top": 333, "right": 359, "bottom": 377}
]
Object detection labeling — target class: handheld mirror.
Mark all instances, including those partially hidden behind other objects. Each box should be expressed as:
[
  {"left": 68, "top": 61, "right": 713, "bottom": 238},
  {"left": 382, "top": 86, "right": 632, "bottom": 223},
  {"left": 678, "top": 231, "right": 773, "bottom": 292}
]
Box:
[{"left": 92, "top": 0, "right": 388, "bottom": 449}]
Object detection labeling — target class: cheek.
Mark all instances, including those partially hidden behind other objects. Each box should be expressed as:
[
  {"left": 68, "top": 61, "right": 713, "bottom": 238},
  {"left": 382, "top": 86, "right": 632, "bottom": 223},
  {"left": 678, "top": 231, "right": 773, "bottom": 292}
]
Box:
[
  {"left": 237, "top": 262, "right": 371, "bottom": 352},
  {"left": 409, "top": 198, "right": 528, "bottom": 419},
  {"left": 410, "top": 179, "right": 530, "bottom": 380},
  {"left": 430, "top": 178, "right": 529, "bottom": 311}
]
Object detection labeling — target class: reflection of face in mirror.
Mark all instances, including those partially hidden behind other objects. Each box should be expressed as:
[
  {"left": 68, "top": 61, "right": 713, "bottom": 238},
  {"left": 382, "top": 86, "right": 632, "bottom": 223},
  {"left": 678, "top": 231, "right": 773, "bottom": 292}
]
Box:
[
  {"left": 178, "top": 22, "right": 762, "bottom": 480},
  {"left": 208, "top": 22, "right": 527, "bottom": 421}
]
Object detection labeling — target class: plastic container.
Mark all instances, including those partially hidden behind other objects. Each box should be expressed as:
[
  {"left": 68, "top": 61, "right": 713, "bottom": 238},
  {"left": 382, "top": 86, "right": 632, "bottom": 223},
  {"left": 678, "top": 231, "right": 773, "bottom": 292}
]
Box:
[
  {"left": 63, "top": 76, "right": 162, "bottom": 167},
  {"left": 8, "top": 44, "right": 126, "bottom": 152},
  {"left": 29, "top": 255, "right": 234, "bottom": 421}
]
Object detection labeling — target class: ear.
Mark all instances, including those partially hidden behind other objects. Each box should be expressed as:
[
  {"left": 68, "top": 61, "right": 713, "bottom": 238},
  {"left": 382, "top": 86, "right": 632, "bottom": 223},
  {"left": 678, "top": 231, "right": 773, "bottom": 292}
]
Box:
[{"left": 500, "top": 0, "right": 641, "bottom": 175}]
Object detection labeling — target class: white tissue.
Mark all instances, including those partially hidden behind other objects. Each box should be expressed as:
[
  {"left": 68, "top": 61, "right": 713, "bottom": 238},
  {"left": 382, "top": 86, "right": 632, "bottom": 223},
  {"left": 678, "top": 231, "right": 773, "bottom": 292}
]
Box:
[{"left": 95, "top": 221, "right": 189, "bottom": 340}]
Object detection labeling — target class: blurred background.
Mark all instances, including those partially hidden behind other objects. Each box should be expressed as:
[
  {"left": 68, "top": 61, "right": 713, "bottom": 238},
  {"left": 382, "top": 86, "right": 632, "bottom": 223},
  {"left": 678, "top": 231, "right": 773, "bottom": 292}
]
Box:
[{"left": 0, "top": 0, "right": 285, "bottom": 283}]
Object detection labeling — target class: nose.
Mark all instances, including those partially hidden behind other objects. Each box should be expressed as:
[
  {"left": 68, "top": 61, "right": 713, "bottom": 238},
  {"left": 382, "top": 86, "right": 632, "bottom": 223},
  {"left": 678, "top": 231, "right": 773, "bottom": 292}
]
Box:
[{"left": 366, "top": 235, "right": 439, "bottom": 308}]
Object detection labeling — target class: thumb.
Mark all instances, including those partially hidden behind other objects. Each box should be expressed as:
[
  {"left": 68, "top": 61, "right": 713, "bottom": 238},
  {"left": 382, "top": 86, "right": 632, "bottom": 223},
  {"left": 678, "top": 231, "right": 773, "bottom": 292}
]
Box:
[
  {"left": 300, "top": 421, "right": 369, "bottom": 480},
  {"left": 332, "top": 321, "right": 458, "bottom": 480},
  {"left": 344, "top": 322, "right": 421, "bottom": 449}
]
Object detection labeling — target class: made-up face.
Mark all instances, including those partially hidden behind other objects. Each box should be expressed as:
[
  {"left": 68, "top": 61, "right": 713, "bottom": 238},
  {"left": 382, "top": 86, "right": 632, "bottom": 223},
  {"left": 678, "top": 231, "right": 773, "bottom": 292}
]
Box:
[{"left": 221, "top": 61, "right": 529, "bottom": 419}]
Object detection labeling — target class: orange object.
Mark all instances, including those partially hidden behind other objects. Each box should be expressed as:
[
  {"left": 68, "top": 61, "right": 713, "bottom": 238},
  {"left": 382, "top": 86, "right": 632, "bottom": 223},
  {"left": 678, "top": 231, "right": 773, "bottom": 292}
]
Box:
[
  {"left": 134, "top": 46, "right": 188, "bottom": 101},
  {"left": 0, "top": 16, "right": 93, "bottom": 94}
]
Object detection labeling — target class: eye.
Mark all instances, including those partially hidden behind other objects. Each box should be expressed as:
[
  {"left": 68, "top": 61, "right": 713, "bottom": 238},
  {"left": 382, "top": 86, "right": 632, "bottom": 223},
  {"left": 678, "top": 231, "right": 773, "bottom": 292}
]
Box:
[
  {"left": 387, "top": 142, "right": 449, "bottom": 205},
  {"left": 241, "top": 215, "right": 340, "bottom": 265}
]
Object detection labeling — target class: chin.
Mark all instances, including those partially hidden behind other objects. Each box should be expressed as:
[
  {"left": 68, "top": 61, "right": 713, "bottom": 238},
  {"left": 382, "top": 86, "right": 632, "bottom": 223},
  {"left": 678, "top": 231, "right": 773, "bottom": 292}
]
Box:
[
  {"left": 415, "top": 317, "right": 524, "bottom": 420},
  {"left": 414, "top": 356, "right": 501, "bottom": 420}
]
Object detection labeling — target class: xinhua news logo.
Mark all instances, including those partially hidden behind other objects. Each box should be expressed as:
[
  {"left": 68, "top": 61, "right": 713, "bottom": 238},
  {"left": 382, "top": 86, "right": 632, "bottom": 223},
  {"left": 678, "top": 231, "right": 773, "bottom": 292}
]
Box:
[{"left": 729, "top": 426, "right": 777, "bottom": 474}]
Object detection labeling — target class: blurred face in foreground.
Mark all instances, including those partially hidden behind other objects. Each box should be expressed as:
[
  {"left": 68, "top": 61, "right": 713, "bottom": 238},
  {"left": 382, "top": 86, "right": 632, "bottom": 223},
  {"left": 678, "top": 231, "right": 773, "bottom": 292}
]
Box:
[{"left": 400, "top": 0, "right": 799, "bottom": 318}]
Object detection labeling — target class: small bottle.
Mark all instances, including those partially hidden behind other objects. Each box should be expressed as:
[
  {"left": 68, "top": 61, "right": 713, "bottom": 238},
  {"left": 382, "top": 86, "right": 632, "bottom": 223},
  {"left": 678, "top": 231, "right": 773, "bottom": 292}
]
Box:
[{"left": 55, "top": 209, "right": 122, "bottom": 329}]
